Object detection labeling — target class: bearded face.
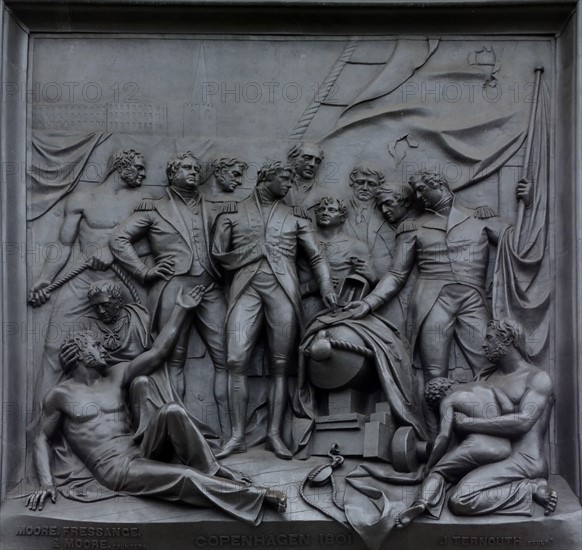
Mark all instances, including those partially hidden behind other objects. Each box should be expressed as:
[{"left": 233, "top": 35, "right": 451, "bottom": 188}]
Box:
[
  {"left": 79, "top": 337, "right": 109, "bottom": 371},
  {"left": 482, "top": 329, "right": 509, "bottom": 363},
  {"left": 486, "top": 341, "right": 508, "bottom": 363},
  {"left": 121, "top": 156, "right": 146, "bottom": 188}
]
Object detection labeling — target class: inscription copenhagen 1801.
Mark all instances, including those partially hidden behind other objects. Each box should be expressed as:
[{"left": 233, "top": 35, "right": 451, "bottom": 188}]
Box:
[
  {"left": 15, "top": 527, "right": 352, "bottom": 549},
  {"left": 1, "top": 19, "right": 580, "bottom": 550}
]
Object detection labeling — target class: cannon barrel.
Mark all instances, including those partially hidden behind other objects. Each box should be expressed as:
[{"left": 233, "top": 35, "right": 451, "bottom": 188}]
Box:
[{"left": 306, "top": 325, "right": 379, "bottom": 393}]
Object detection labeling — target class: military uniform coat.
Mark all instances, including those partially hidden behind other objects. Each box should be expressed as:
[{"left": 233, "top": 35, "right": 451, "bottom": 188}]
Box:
[
  {"left": 212, "top": 190, "right": 334, "bottom": 327},
  {"left": 365, "top": 199, "right": 508, "bottom": 353},
  {"left": 109, "top": 188, "right": 227, "bottom": 322}
]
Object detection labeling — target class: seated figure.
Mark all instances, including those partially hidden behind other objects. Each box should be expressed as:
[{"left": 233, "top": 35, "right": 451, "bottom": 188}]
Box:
[
  {"left": 64, "top": 280, "right": 215, "bottom": 441},
  {"left": 27, "top": 287, "right": 286, "bottom": 523},
  {"left": 397, "top": 318, "right": 558, "bottom": 527},
  {"left": 80, "top": 280, "right": 152, "bottom": 363},
  {"left": 396, "top": 376, "right": 512, "bottom": 527}
]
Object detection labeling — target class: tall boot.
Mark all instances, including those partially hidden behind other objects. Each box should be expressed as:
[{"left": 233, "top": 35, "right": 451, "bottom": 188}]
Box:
[
  {"left": 166, "top": 346, "right": 187, "bottom": 399},
  {"left": 215, "top": 373, "right": 248, "bottom": 459},
  {"left": 213, "top": 370, "right": 231, "bottom": 438},
  {"left": 265, "top": 374, "right": 292, "bottom": 460}
]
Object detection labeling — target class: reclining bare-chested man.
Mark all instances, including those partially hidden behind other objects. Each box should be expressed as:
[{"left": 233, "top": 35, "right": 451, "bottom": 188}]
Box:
[{"left": 27, "top": 286, "right": 286, "bottom": 524}]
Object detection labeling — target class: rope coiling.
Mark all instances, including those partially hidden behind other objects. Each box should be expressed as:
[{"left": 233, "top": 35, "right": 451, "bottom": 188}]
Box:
[
  {"left": 299, "top": 477, "right": 350, "bottom": 530},
  {"left": 110, "top": 264, "right": 141, "bottom": 305}
]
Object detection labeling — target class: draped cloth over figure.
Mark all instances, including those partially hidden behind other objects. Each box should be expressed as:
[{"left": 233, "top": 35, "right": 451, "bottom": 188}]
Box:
[
  {"left": 27, "top": 401, "right": 268, "bottom": 524},
  {"left": 294, "top": 313, "right": 429, "bottom": 455},
  {"left": 18, "top": 38, "right": 556, "bottom": 544},
  {"left": 492, "top": 83, "right": 551, "bottom": 359},
  {"left": 48, "top": 302, "right": 154, "bottom": 502},
  {"left": 41, "top": 303, "right": 218, "bottom": 503},
  {"left": 81, "top": 403, "right": 268, "bottom": 526},
  {"left": 341, "top": 333, "right": 554, "bottom": 550}
]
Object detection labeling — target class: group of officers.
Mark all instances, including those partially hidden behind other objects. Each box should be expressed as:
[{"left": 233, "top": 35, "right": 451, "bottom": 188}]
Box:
[{"left": 29, "top": 141, "right": 532, "bottom": 463}]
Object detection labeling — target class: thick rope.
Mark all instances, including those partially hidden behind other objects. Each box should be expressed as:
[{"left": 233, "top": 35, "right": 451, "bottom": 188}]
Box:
[
  {"left": 299, "top": 476, "right": 351, "bottom": 530},
  {"left": 29, "top": 261, "right": 141, "bottom": 307},
  {"left": 289, "top": 40, "right": 359, "bottom": 140},
  {"left": 328, "top": 338, "right": 374, "bottom": 358},
  {"left": 110, "top": 263, "right": 141, "bottom": 304},
  {"left": 42, "top": 261, "right": 92, "bottom": 294}
]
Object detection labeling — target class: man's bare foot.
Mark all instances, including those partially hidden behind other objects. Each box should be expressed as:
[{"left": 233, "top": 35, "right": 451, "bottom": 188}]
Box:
[
  {"left": 533, "top": 481, "right": 558, "bottom": 516},
  {"left": 217, "top": 465, "right": 252, "bottom": 485},
  {"left": 396, "top": 502, "right": 426, "bottom": 528},
  {"left": 265, "top": 488, "right": 287, "bottom": 513}
]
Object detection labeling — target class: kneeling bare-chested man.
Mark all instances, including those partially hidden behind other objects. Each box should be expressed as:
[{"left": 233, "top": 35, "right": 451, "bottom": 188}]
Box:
[{"left": 397, "top": 318, "right": 557, "bottom": 527}]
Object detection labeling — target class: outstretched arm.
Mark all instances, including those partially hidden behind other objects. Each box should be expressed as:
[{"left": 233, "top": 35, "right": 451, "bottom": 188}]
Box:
[
  {"left": 344, "top": 226, "right": 416, "bottom": 318},
  {"left": 121, "top": 286, "right": 206, "bottom": 386},
  {"left": 27, "top": 390, "right": 63, "bottom": 510},
  {"left": 297, "top": 218, "right": 337, "bottom": 311}
]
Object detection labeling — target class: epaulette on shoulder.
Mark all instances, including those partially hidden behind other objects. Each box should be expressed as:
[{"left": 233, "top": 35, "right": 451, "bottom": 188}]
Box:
[
  {"left": 293, "top": 206, "right": 312, "bottom": 220},
  {"left": 134, "top": 197, "right": 155, "bottom": 212},
  {"left": 219, "top": 201, "right": 238, "bottom": 214},
  {"left": 474, "top": 205, "right": 499, "bottom": 219},
  {"left": 396, "top": 219, "right": 418, "bottom": 236}
]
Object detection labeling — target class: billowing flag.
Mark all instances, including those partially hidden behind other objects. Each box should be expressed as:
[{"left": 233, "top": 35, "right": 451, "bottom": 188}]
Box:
[
  {"left": 493, "top": 80, "right": 550, "bottom": 358},
  {"left": 296, "top": 37, "right": 551, "bottom": 357},
  {"left": 297, "top": 38, "right": 551, "bottom": 194}
]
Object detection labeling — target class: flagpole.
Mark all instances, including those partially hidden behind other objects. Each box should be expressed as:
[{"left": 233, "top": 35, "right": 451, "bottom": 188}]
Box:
[{"left": 514, "top": 66, "right": 544, "bottom": 249}]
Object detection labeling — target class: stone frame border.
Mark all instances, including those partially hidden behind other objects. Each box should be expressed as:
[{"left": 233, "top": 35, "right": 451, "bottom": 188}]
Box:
[{"left": 0, "top": 0, "right": 580, "bottom": 504}]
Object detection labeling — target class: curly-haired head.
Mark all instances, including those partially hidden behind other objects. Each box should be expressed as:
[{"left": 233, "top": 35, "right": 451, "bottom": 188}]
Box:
[
  {"left": 59, "top": 331, "right": 99, "bottom": 375},
  {"left": 166, "top": 151, "right": 200, "bottom": 183},
  {"left": 349, "top": 166, "right": 386, "bottom": 186},
  {"left": 486, "top": 318, "right": 530, "bottom": 361},
  {"left": 408, "top": 170, "right": 450, "bottom": 190},
  {"left": 315, "top": 196, "right": 348, "bottom": 219},
  {"left": 112, "top": 149, "right": 142, "bottom": 173},
  {"left": 87, "top": 280, "right": 123, "bottom": 302},
  {"left": 110, "top": 149, "right": 145, "bottom": 187},
  {"left": 256, "top": 160, "right": 290, "bottom": 185},
  {"left": 425, "top": 377, "right": 455, "bottom": 409},
  {"left": 212, "top": 157, "right": 249, "bottom": 174}
]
